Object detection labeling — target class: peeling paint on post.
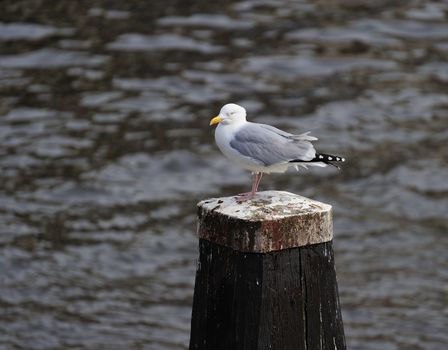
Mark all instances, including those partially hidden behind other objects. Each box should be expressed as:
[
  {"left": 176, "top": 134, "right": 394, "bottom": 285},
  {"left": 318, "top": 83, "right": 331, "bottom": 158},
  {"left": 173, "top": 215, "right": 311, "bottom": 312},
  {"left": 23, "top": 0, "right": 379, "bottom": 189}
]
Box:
[{"left": 189, "top": 191, "right": 346, "bottom": 350}]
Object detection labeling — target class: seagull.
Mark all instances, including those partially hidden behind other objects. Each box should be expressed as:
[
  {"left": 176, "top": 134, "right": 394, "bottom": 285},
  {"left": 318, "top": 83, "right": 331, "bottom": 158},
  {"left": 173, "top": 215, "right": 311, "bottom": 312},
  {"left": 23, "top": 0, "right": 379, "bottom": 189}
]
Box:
[{"left": 210, "top": 103, "right": 345, "bottom": 202}]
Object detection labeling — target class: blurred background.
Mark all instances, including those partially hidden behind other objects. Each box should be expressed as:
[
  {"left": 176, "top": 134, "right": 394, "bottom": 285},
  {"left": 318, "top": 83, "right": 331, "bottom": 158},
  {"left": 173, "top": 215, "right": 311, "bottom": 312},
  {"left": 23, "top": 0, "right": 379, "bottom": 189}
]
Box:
[{"left": 1, "top": 1, "right": 447, "bottom": 349}]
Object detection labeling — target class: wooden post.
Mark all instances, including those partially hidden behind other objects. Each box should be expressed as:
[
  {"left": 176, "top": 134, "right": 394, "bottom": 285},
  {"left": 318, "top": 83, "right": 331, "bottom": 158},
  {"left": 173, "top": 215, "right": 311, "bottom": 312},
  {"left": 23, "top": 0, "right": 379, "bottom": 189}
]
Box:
[{"left": 189, "top": 191, "right": 346, "bottom": 350}]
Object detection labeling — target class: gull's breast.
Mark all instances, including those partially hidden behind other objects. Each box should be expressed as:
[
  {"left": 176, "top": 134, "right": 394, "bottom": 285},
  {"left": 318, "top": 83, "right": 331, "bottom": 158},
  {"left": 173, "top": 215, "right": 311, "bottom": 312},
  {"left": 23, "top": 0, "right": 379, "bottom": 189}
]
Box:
[{"left": 215, "top": 123, "right": 265, "bottom": 172}]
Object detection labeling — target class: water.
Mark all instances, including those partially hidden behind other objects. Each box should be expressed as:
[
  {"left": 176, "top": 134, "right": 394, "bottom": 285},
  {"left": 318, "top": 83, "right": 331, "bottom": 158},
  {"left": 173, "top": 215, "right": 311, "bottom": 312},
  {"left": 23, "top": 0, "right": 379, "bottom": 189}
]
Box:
[{"left": 1, "top": 1, "right": 447, "bottom": 349}]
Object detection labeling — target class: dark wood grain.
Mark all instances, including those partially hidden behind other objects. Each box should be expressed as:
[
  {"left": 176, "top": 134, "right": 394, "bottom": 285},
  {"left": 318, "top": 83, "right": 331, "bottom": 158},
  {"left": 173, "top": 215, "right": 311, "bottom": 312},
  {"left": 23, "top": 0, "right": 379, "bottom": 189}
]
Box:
[{"left": 189, "top": 239, "right": 346, "bottom": 350}]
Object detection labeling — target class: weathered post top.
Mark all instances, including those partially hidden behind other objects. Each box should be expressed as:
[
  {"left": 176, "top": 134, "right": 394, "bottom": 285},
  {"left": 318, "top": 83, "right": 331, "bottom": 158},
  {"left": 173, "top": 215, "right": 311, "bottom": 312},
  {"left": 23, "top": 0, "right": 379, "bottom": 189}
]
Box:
[{"left": 197, "top": 190, "right": 333, "bottom": 253}]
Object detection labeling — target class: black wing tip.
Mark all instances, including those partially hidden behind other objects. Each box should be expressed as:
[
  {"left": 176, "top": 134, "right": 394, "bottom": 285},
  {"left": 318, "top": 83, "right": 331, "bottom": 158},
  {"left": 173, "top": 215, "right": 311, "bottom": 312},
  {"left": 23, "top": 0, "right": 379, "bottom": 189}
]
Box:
[
  {"left": 289, "top": 153, "right": 346, "bottom": 163},
  {"left": 315, "top": 153, "right": 346, "bottom": 162}
]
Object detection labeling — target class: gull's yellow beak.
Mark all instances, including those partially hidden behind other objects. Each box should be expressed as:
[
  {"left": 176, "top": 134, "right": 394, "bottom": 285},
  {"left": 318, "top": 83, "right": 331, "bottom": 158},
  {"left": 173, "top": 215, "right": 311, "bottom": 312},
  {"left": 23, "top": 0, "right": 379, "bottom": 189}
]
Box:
[{"left": 210, "top": 115, "right": 223, "bottom": 126}]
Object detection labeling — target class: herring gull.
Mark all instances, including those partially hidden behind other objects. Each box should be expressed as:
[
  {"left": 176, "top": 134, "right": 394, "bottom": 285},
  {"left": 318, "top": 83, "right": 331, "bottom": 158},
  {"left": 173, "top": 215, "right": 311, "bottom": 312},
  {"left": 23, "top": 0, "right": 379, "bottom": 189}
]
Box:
[{"left": 210, "top": 103, "right": 345, "bottom": 202}]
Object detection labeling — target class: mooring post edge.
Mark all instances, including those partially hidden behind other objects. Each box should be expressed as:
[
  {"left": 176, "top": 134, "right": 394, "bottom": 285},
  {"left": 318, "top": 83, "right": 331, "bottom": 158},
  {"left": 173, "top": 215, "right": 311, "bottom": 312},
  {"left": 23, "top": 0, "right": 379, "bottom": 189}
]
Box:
[
  {"left": 196, "top": 190, "right": 333, "bottom": 253},
  {"left": 190, "top": 190, "right": 346, "bottom": 350}
]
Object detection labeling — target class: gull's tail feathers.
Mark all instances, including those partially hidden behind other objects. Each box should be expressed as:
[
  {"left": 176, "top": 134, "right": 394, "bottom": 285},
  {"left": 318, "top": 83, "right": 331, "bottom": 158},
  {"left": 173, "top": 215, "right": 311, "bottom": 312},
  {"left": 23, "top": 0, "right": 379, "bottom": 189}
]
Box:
[{"left": 289, "top": 153, "right": 346, "bottom": 169}]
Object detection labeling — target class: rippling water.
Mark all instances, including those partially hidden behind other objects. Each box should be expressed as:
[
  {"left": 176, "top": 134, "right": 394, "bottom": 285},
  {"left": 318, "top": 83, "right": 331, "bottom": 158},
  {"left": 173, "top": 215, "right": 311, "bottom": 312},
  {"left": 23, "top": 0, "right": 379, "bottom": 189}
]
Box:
[{"left": 1, "top": 1, "right": 447, "bottom": 349}]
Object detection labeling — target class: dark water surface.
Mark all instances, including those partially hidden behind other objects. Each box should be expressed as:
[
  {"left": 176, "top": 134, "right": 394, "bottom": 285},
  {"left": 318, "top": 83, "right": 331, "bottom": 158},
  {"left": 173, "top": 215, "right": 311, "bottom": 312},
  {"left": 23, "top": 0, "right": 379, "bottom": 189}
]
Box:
[{"left": 1, "top": 1, "right": 447, "bottom": 349}]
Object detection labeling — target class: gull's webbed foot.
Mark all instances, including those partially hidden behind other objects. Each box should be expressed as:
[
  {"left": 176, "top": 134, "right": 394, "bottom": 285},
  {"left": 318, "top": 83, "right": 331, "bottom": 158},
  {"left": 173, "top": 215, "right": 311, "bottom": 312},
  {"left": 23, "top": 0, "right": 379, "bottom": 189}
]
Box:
[{"left": 235, "top": 192, "right": 256, "bottom": 202}]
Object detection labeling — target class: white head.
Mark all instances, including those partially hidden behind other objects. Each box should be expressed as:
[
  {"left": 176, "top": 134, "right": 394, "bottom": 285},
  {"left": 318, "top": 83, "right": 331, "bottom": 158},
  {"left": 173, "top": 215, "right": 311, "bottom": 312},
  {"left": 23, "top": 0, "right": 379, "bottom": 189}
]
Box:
[{"left": 210, "top": 103, "right": 247, "bottom": 126}]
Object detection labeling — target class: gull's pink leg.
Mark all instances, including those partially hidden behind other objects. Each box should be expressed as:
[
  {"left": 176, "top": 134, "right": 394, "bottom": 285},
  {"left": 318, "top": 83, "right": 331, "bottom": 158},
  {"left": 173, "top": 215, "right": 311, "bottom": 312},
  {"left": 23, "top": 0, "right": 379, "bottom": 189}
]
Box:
[
  {"left": 236, "top": 172, "right": 261, "bottom": 202},
  {"left": 238, "top": 173, "right": 257, "bottom": 196},
  {"left": 254, "top": 172, "right": 263, "bottom": 192}
]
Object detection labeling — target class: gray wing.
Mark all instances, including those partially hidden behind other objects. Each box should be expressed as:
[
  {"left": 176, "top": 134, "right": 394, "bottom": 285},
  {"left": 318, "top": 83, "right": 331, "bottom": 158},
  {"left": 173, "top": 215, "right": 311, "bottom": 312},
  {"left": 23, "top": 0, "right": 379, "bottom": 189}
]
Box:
[
  {"left": 229, "top": 122, "right": 317, "bottom": 166},
  {"left": 257, "top": 123, "right": 318, "bottom": 141}
]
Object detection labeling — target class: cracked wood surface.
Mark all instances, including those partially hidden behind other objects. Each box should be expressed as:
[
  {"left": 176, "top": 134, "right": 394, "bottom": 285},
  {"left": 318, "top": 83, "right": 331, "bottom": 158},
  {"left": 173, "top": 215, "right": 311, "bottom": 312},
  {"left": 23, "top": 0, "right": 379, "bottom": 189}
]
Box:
[{"left": 189, "top": 239, "right": 346, "bottom": 350}]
